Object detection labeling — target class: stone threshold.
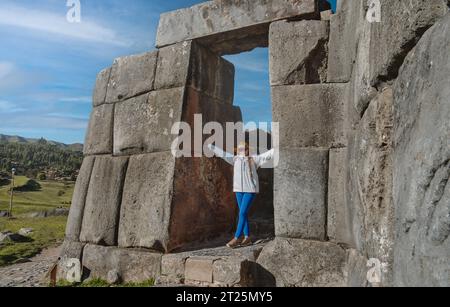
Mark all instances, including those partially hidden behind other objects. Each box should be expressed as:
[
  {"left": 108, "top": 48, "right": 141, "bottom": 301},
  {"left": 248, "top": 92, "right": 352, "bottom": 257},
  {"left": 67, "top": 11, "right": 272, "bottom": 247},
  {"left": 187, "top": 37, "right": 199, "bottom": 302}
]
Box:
[{"left": 157, "top": 240, "right": 271, "bottom": 287}]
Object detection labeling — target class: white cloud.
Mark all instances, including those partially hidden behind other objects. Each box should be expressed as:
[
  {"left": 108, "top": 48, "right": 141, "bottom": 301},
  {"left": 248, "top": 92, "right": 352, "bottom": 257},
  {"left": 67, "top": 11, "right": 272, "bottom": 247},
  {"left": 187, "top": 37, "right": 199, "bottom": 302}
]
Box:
[
  {"left": 240, "top": 82, "right": 266, "bottom": 91},
  {"left": 225, "top": 53, "right": 269, "bottom": 73},
  {"left": 0, "top": 100, "right": 27, "bottom": 113},
  {"left": 0, "top": 4, "right": 129, "bottom": 47},
  {"left": 0, "top": 62, "right": 15, "bottom": 79},
  {"left": 0, "top": 113, "right": 88, "bottom": 130},
  {"left": 59, "top": 96, "right": 92, "bottom": 103},
  {"left": 0, "top": 61, "right": 44, "bottom": 92}
]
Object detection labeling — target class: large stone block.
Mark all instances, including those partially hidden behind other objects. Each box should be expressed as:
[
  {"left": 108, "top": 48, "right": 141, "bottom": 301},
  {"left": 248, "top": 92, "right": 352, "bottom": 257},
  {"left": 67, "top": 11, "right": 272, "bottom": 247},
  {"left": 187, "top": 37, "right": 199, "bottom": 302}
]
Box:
[
  {"left": 185, "top": 257, "right": 215, "bottom": 283},
  {"left": 155, "top": 41, "right": 235, "bottom": 104},
  {"left": 256, "top": 237, "right": 347, "bottom": 287},
  {"left": 369, "top": 0, "right": 448, "bottom": 83},
  {"left": 106, "top": 51, "right": 158, "bottom": 103},
  {"left": 183, "top": 87, "right": 242, "bottom": 154},
  {"left": 79, "top": 156, "right": 128, "bottom": 246},
  {"left": 116, "top": 153, "right": 235, "bottom": 253},
  {"left": 269, "top": 20, "right": 329, "bottom": 86},
  {"left": 157, "top": 244, "right": 265, "bottom": 286},
  {"left": 154, "top": 41, "right": 192, "bottom": 90},
  {"left": 65, "top": 156, "right": 95, "bottom": 242},
  {"left": 113, "top": 88, "right": 185, "bottom": 156},
  {"left": 343, "top": 249, "right": 369, "bottom": 287},
  {"left": 156, "top": 0, "right": 318, "bottom": 55},
  {"left": 83, "top": 104, "right": 114, "bottom": 156},
  {"left": 82, "top": 244, "right": 162, "bottom": 283},
  {"left": 161, "top": 253, "right": 187, "bottom": 280},
  {"left": 57, "top": 240, "right": 85, "bottom": 281},
  {"left": 93, "top": 67, "right": 111, "bottom": 107},
  {"left": 118, "top": 152, "right": 175, "bottom": 251},
  {"left": 189, "top": 43, "right": 235, "bottom": 105},
  {"left": 274, "top": 148, "right": 329, "bottom": 240},
  {"left": 328, "top": 0, "right": 448, "bottom": 85},
  {"left": 169, "top": 156, "right": 236, "bottom": 252},
  {"left": 347, "top": 87, "right": 394, "bottom": 286},
  {"left": 272, "top": 84, "right": 347, "bottom": 149},
  {"left": 328, "top": 148, "right": 353, "bottom": 245},
  {"left": 393, "top": 14, "right": 450, "bottom": 287},
  {"left": 326, "top": 0, "right": 365, "bottom": 83}
]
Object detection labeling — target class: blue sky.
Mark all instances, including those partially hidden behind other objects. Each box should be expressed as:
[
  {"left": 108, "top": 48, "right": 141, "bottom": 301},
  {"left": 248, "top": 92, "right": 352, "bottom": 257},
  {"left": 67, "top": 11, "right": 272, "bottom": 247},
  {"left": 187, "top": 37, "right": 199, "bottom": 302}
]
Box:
[{"left": 0, "top": 0, "right": 337, "bottom": 144}]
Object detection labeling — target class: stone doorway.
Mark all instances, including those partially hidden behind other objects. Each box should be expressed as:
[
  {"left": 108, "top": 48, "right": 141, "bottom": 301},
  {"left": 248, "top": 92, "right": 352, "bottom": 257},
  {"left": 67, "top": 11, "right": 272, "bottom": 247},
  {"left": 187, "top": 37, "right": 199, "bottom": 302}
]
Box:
[
  {"left": 61, "top": 0, "right": 338, "bottom": 285},
  {"left": 224, "top": 48, "right": 275, "bottom": 240}
]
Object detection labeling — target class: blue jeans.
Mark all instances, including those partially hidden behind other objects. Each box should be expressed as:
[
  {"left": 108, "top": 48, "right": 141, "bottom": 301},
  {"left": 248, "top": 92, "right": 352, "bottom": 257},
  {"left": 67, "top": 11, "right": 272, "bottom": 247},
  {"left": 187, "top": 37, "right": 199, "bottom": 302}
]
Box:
[{"left": 235, "top": 192, "right": 256, "bottom": 238}]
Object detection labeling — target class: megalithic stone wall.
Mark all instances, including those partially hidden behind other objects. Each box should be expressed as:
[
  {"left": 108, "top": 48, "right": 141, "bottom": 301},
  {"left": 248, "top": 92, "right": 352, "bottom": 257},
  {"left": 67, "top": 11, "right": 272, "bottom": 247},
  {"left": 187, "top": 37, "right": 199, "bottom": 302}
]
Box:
[
  {"left": 61, "top": 40, "right": 242, "bottom": 281},
  {"left": 58, "top": 0, "right": 449, "bottom": 286},
  {"left": 269, "top": 20, "right": 341, "bottom": 241}
]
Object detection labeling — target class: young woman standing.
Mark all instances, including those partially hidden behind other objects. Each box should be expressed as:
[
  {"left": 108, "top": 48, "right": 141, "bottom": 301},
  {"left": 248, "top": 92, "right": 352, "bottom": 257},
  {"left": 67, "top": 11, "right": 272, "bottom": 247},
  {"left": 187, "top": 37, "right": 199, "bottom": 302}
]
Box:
[{"left": 209, "top": 142, "right": 274, "bottom": 248}]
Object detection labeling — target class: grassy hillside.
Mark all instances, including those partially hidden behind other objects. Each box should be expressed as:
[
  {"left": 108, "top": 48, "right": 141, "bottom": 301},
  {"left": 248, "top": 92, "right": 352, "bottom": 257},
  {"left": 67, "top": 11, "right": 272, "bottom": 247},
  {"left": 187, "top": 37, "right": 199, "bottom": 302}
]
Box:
[
  {"left": 0, "top": 177, "right": 74, "bottom": 266},
  {"left": 0, "top": 134, "right": 83, "bottom": 152},
  {"left": 0, "top": 138, "right": 83, "bottom": 179},
  {"left": 0, "top": 177, "right": 74, "bottom": 215}
]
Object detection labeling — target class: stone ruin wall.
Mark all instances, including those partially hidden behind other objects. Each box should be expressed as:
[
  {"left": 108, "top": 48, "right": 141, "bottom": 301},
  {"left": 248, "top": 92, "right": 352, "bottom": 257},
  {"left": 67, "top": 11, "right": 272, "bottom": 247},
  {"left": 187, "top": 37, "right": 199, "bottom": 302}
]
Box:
[{"left": 59, "top": 0, "right": 450, "bottom": 287}]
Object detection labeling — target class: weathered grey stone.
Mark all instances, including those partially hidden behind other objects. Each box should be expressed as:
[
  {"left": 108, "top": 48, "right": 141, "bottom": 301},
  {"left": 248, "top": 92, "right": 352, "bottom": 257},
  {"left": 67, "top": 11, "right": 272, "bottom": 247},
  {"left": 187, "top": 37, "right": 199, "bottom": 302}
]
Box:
[
  {"left": 320, "top": 10, "right": 333, "bottom": 21},
  {"left": 369, "top": 0, "right": 448, "bottom": 83},
  {"left": 328, "top": 148, "right": 353, "bottom": 245},
  {"left": 274, "top": 148, "right": 329, "bottom": 240},
  {"left": 156, "top": 0, "right": 318, "bottom": 55},
  {"left": 107, "top": 270, "right": 121, "bottom": 285},
  {"left": 118, "top": 152, "right": 175, "bottom": 251},
  {"left": 183, "top": 87, "right": 241, "bottom": 125},
  {"left": 328, "top": 0, "right": 448, "bottom": 85},
  {"left": 161, "top": 254, "right": 187, "bottom": 280},
  {"left": 257, "top": 237, "right": 347, "bottom": 287},
  {"left": 189, "top": 43, "right": 235, "bottom": 105},
  {"left": 65, "top": 156, "right": 95, "bottom": 242},
  {"left": 347, "top": 87, "right": 394, "bottom": 286},
  {"left": 113, "top": 88, "right": 185, "bottom": 156},
  {"left": 155, "top": 41, "right": 192, "bottom": 90},
  {"left": 393, "top": 14, "right": 450, "bottom": 287},
  {"left": 182, "top": 87, "right": 242, "bottom": 151},
  {"left": 57, "top": 240, "right": 85, "bottom": 281},
  {"left": 185, "top": 257, "right": 215, "bottom": 283},
  {"left": 212, "top": 258, "right": 252, "bottom": 286},
  {"left": 83, "top": 104, "right": 114, "bottom": 155},
  {"left": 269, "top": 20, "right": 329, "bottom": 86},
  {"left": 159, "top": 243, "right": 265, "bottom": 285},
  {"left": 326, "top": 0, "right": 365, "bottom": 83},
  {"left": 79, "top": 156, "right": 128, "bottom": 246},
  {"left": 168, "top": 156, "right": 235, "bottom": 252},
  {"left": 106, "top": 51, "right": 158, "bottom": 103},
  {"left": 155, "top": 41, "right": 235, "bottom": 104},
  {"left": 343, "top": 249, "right": 369, "bottom": 287},
  {"left": 82, "top": 244, "right": 162, "bottom": 283},
  {"left": 18, "top": 228, "right": 33, "bottom": 236},
  {"left": 272, "top": 84, "right": 347, "bottom": 149},
  {"left": 347, "top": 14, "right": 378, "bottom": 118},
  {"left": 117, "top": 154, "right": 236, "bottom": 253},
  {"left": 92, "top": 67, "right": 111, "bottom": 107}
]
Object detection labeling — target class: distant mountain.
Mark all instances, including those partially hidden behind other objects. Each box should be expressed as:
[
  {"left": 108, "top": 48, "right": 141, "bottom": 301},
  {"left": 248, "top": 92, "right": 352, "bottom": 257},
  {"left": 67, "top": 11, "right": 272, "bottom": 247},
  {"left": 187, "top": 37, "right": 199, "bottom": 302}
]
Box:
[
  {"left": 0, "top": 134, "right": 84, "bottom": 179},
  {"left": 0, "top": 134, "right": 83, "bottom": 152}
]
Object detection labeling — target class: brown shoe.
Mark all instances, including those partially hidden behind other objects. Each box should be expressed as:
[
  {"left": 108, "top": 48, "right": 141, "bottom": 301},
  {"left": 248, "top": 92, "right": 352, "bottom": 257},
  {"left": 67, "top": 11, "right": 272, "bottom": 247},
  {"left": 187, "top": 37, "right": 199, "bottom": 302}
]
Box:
[
  {"left": 241, "top": 237, "right": 253, "bottom": 247},
  {"left": 226, "top": 238, "right": 241, "bottom": 249}
]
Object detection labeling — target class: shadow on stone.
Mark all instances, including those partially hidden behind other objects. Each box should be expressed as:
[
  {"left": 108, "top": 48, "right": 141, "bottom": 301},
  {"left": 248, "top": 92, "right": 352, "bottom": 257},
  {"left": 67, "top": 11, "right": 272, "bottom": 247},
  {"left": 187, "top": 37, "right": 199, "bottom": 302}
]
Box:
[{"left": 247, "top": 262, "right": 276, "bottom": 287}]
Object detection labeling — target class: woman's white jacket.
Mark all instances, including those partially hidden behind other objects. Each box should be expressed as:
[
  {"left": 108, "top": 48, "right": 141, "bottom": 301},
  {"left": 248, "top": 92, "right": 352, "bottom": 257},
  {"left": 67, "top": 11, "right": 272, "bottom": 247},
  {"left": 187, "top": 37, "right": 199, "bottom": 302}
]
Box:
[{"left": 208, "top": 144, "right": 275, "bottom": 194}]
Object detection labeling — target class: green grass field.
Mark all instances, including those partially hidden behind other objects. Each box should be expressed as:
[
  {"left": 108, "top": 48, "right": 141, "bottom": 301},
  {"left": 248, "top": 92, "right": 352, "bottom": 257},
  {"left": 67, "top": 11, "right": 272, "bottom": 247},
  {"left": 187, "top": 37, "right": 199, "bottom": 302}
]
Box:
[
  {"left": 0, "top": 177, "right": 74, "bottom": 266},
  {"left": 0, "top": 176, "right": 74, "bottom": 215}
]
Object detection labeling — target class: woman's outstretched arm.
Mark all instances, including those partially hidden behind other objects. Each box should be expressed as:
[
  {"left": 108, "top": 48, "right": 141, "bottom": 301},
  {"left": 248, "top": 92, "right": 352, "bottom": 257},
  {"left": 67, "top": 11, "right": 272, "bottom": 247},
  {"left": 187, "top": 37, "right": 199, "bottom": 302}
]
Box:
[
  {"left": 208, "top": 144, "right": 235, "bottom": 166},
  {"left": 254, "top": 149, "right": 275, "bottom": 168}
]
